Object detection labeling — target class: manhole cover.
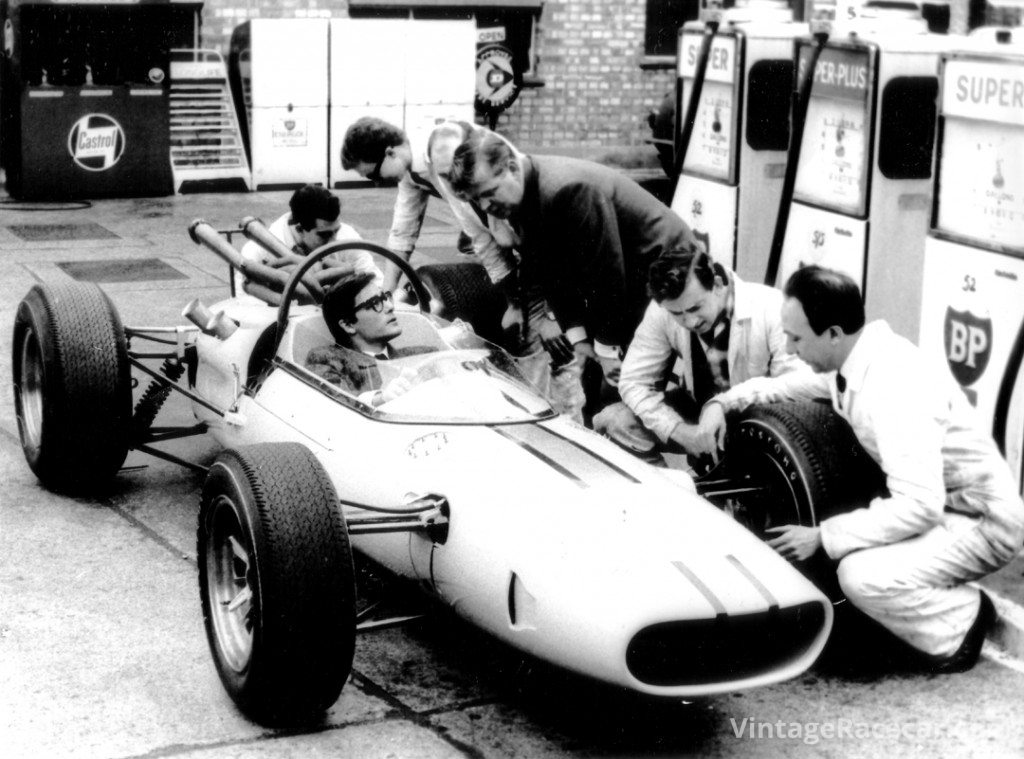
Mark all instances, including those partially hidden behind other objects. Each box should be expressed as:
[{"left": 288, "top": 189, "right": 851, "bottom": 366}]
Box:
[
  {"left": 57, "top": 258, "right": 186, "bottom": 283},
  {"left": 9, "top": 222, "right": 119, "bottom": 239},
  {"left": 9, "top": 222, "right": 119, "bottom": 241}
]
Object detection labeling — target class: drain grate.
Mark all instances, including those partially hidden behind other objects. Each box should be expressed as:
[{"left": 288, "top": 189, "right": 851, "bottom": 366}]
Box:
[
  {"left": 57, "top": 258, "right": 187, "bottom": 283},
  {"left": 9, "top": 222, "right": 119, "bottom": 241}
]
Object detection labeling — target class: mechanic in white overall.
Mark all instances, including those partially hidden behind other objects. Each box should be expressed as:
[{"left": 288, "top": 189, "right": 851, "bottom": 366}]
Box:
[
  {"left": 235, "top": 184, "right": 380, "bottom": 296},
  {"left": 340, "top": 117, "right": 583, "bottom": 421},
  {"left": 698, "top": 265, "right": 1024, "bottom": 673},
  {"left": 594, "top": 246, "right": 808, "bottom": 464}
]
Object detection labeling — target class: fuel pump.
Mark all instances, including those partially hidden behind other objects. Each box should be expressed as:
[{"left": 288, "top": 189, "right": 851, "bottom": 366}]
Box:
[
  {"left": 918, "top": 28, "right": 1024, "bottom": 494},
  {"left": 767, "top": 11, "right": 950, "bottom": 340},
  {"left": 669, "top": 1, "right": 809, "bottom": 279}
]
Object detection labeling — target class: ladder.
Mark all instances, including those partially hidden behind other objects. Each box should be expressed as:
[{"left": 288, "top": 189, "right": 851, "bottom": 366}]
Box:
[{"left": 168, "top": 49, "right": 252, "bottom": 193}]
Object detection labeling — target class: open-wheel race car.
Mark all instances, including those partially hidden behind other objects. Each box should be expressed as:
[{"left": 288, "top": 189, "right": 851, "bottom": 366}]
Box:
[{"left": 11, "top": 219, "right": 882, "bottom": 726}]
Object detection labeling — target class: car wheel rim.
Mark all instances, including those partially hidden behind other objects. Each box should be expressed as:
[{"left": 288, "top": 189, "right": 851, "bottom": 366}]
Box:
[
  {"left": 18, "top": 327, "right": 44, "bottom": 451},
  {"left": 726, "top": 453, "right": 802, "bottom": 537},
  {"left": 205, "top": 496, "right": 256, "bottom": 673}
]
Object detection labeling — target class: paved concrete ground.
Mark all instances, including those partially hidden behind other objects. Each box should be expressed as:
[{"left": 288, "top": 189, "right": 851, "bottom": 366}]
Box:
[{"left": 1, "top": 186, "right": 1022, "bottom": 759}]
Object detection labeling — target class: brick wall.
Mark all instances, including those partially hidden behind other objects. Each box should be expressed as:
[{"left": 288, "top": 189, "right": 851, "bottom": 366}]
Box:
[{"left": 197, "top": 0, "right": 675, "bottom": 153}]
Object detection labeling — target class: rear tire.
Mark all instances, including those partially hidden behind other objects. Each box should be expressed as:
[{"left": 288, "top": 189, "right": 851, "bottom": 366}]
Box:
[
  {"left": 197, "top": 443, "right": 356, "bottom": 726},
  {"left": 417, "top": 262, "right": 506, "bottom": 345},
  {"left": 12, "top": 281, "right": 131, "bottom": 493}
]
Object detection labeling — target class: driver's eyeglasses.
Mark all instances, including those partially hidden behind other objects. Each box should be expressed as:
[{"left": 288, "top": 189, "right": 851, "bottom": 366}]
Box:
[
  {"left": 367, "top": 154, "right": 386, "bottom": 184},
  {"left": 313, "top": 228, "right": 337, "bottom": 240},
  {"left": 353, "top": 290, "right": 393, "bottom": 314}
]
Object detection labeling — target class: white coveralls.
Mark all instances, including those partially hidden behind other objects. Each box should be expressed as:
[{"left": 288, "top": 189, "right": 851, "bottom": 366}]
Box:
[{"left": 714, "top": 321, "right": 1024, "bottom": 657}]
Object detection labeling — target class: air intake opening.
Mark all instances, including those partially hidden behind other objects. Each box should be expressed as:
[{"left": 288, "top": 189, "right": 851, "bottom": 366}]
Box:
[{"left": 626, "top": 602, "right": 826, "bottom": 686}]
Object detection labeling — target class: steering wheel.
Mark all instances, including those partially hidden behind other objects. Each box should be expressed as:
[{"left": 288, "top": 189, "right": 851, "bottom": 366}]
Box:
[{"left": 271, "top": 241, "right": 432, "bottom": 359}]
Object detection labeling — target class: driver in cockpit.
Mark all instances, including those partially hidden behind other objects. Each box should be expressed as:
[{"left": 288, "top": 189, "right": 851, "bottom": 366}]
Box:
[{"left": 306, "top": 271, "right": 419, "bottom": 407}]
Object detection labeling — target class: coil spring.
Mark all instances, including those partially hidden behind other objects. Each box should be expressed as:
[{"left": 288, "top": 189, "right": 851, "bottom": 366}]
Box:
[{"left": 131, "top": 358, "right": 186, "bottom": 442}]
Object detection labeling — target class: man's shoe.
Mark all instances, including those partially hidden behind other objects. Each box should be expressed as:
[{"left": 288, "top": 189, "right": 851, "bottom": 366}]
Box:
[{"left": 927, "top": 590, "right": 995, "bottom": 675}]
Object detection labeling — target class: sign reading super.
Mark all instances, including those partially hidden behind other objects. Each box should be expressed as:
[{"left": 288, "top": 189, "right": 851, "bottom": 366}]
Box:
[{"left": 943, "top": 59, "right": 1024, "bottom": 126}]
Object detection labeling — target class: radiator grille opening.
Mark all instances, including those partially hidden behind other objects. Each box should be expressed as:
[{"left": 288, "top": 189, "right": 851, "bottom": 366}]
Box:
[{"left": 626, "top": 602, "right": 826, "bottom": 686}]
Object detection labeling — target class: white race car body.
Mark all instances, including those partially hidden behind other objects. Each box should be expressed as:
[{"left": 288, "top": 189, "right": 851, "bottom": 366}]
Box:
[{"left": 188, "top": 298, "right": 833, "bottom": 697}]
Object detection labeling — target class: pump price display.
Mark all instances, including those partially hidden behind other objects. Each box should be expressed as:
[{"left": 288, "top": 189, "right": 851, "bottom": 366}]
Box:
[
  {"left": 793, "top": 45, "right": 871, "bottom": 216},
  {"left": 678, "top": 32, "right": 739, "bottom": 183},
  {"left": 935, "top": 58, "right": 1024, "bottom": 255}
]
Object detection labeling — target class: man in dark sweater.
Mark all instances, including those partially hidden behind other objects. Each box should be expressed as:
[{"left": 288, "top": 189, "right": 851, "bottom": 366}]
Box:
[{"left": 449, "top": 132, "right": 700, "bottom": 399}]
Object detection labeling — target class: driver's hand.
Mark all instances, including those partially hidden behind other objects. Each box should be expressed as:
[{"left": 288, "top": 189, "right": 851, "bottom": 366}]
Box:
[
  {"left": 501, "top": 304, "right": 525, "bottom": 351},
  {"left": 596, "top": 354, "right": 622, "bottom": 387},
  {"left": 378, "top": 367, "right": 418, "bottom": 405},
  {"left": 573, "top": 340, "right": 596, "bottom": 362},
  {"left": 535, "top": 317, "right": 573, "bottom": 367},
  {"left": 695, "top": 402, "right": 727, "bottom": 462}
]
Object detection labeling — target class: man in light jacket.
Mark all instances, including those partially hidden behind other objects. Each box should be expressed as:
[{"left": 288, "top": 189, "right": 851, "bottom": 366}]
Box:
[{"left": 597, "top": 246, "right": 807, "bottom": 463}]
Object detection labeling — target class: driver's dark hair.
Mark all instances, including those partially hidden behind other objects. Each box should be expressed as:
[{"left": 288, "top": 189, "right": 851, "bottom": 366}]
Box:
[
  {"left": 783, "top": 265, "right": 865, "bottom": 335},
  {"left": 289, "top": 184, "right": 340, "bottom": 231},
  {"left": 322, "top": 271, "right": 377, "bottom": 345},
  {"left": 449, "top": 131, "right": 517, "bottom": 196},
  {"left": 341, "top": 116, "right": 405, "bottom": 170},
  {"left": 647, "top": 245, "right": 726, "bottom": 303}
]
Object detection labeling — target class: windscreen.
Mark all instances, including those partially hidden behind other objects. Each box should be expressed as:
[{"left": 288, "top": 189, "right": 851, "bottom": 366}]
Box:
[
  {"left": 934, "top": 57, "right": 1024, "bottom": 256},
  {"left": 374, "top": 321, "right": 554, "bottom": 424},
  {"left": 792, "top": 45, "right": 873, "bottom": 216}
]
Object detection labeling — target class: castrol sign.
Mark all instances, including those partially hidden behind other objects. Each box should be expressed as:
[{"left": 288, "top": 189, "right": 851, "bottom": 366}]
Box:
[{"left": 67, "top": 114, "right": 125, "bottom": 172}]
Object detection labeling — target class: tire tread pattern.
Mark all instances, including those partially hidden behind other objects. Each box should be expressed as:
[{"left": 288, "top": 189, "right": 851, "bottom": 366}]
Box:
[
  {"left": 199, "top": 442, "right": 356, "bottom": 725},
  {"left": 13, "top": 281, "right": 131, "bottom": 491}
]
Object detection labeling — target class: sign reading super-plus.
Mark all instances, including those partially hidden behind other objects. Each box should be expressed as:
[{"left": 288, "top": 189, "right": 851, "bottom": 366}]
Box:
[{"left": 798, "top": 45, "right": 870, "bottom": 102}]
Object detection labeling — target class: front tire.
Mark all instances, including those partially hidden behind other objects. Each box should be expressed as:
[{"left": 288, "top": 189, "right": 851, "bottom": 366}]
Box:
[
  {"left": 725, "top": 401, "right": 887, "bottom": 533},
  {"left": 712, "top": 401, "right": 888, "bottom": 598},
  {"left": 197, "top": 443, "right": 356, "bottom": 726},
  {"left": 12, "top": 281, "right": 131, "bottom": 493}
]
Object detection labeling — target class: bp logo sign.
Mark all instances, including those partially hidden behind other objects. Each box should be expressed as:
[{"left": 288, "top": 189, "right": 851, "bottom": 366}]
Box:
[
  {"left": 944, "top": 305, "right": 992, "bottom": 388},
  {"left": 475, "top": 44, "right": 521, "bottom": 115},
  {"left": 67, "top": 114, "right": 125, "bottom": 172}
]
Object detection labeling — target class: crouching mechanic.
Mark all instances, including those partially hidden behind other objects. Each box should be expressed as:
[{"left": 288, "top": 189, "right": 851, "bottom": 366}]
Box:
[
  {"left": 594, "top": 246, "right": 807, "bottom": 464},
  {"left": 697, "top": 265, "right": 1024, "bottom": 673},
  {"left": 305, "top": 271, "right": 420, "bottom": 408},
  {"left": 236, "top": 184, "right": 381, "bottom": 297}
]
